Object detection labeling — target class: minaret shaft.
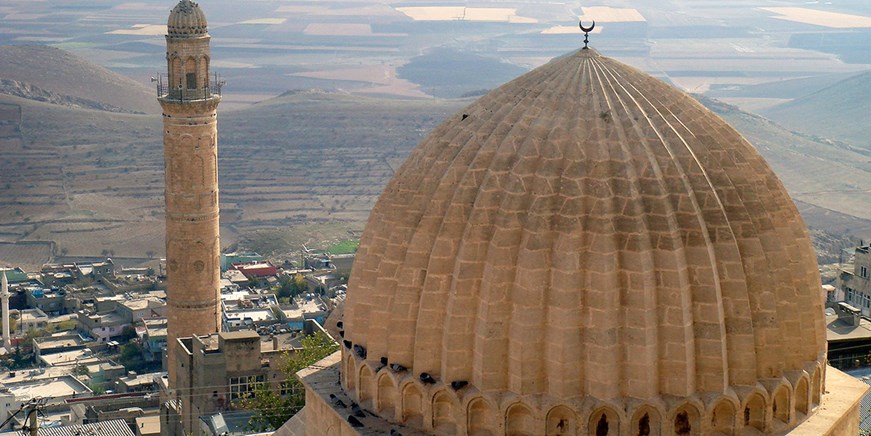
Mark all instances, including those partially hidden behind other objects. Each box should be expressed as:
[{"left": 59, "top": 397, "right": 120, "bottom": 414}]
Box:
[{"left": 159, "top": 1, "right": 221, "bottom": 388}]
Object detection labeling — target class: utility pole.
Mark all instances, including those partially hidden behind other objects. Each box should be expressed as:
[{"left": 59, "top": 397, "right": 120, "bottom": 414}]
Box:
[{"left": 27, "top": 404, "right": 37, "bottom": 436}]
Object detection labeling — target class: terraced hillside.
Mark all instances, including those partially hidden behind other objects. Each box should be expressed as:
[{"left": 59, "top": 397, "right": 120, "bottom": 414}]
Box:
[
  {"left": 762, "top": 71, "right": 871, "bottom": 149},
  {"left": 0, "top": 88, "right": 464, "bottom": 265},
  {"left": 0, "top": 46, "right": 867, "bottom": 267}
]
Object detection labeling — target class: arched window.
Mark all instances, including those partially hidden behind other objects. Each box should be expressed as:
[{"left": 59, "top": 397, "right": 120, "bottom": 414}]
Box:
[
  {"left": 505, "top": 403, "right": 535, "bottom": 436},
  {"left": 546, "top": 406, "right": 575, "bottom": 435},
  {"left": 772, "top": 386, "right": 790, "bottom": 426},
  {"left": 358, "top": 365, "right": 374, "bottom": 404},
  {"left": 812, "top": 368, "right": 821, "bottom": 406},
  {"left": 589, "top": 408, "right": 619, "bottom": 436},
  {"left": 631, "top": 408, "right": 660, "bottom": 436},
  {"left": 743, "top": 393, "right": 765, "bottom": 432},
  {"left": 710, "top": 400, "right": 735, "bottom": 435},
  {"left": 672, "top": 405, "right": 700, "bottom": 436},
  {"left": 401, "top": 383, "right": 423, "bottom": 427},
  {"left": 377, "top": 374, "right": 397, "bottom": 417},
  {"left": 432, "top": 391, "right": 456, "bottom": 434},
  {"left": 343, "top": 354, "right": 355, "bottom": 392},
  {"left": 184, "top": 57, "right": 197, "bottom": 90},
  {"left": 468, "top": 397, "right": 496, "bottom": 436},
  {"left": 795, "top": 377, "right": 809, "bottom": 416}
]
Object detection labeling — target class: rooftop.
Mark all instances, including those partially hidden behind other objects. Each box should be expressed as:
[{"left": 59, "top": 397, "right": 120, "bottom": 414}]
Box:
[
  {"left": 826, "top": 313, "right": 871, "bottom": 342},
  {"left": 5, "top": 375, "right": 91, "bottom": 400}
]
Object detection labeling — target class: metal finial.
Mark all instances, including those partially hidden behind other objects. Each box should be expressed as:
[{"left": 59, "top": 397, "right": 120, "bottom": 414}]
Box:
[{"left": 580, "top": 20, "right": 595, "bottom": 49}]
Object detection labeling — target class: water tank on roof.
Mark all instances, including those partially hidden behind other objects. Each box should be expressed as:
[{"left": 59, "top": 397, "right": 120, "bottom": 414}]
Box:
[{"left": 32, "top": 289, "right": 44, "bottom": 298}]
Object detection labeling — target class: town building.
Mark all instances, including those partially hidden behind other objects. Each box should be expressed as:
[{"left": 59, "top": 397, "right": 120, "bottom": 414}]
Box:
[
  {"left": 158, "top": 0, "right": 223, "bottom": 388},
  {"left": 840, "top": 244, "right": 871, "bottom": 316},
  {"left": 161, "top": 320, "right": 330, "bottom": 436},
  {"left": 289, "top": 48, "right": 867, "bottom": 434}
]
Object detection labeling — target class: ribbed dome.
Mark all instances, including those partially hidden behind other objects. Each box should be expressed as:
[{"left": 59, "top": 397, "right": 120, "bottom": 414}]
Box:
[
  {"left": 167, "top": 0, "right": 207, "bottom": 38},
  {"left": 342, "top": 49, "right": 826, "bottom": 433}
]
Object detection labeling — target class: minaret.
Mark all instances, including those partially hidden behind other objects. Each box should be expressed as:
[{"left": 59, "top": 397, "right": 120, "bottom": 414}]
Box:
[
  {"left": 158, "top": 0, "right": 222, "bottom": 388},
  {"left": 1, "top": 270, "right": 10, "bottom": 349}
]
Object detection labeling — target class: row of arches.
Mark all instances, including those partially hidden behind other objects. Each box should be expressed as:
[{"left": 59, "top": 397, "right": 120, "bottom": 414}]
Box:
[
  {"left": 168, "top": 53, "right": 210, "bottom": 92},
  {"left": 341, "top": 352, "right": 823, "bottom": 435}
]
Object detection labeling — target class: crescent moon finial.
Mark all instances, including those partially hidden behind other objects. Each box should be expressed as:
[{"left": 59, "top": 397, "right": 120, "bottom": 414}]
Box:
[{"left": 579, "top": 20, "right": 595, "bottom": 49}]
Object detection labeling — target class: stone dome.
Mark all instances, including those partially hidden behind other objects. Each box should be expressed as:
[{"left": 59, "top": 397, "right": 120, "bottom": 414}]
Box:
[
  {"left": 167, "top": 0, "right": 207, "bottom": 38},
  {"left": 341, "top": 49, "right": 827, "bottom": 434}
]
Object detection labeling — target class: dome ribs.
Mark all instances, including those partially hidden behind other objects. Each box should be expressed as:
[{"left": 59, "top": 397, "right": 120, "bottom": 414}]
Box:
[
  {"left": 594, "top": 56, "right": 729, "bottom": 395},
  {"left": 460, "top": 59, "right": 576, "bottom": 393},
  {"left": 588, "top": 58, "right": 669, "bottom": 400},
  {"left": 342, "top": 49, "right": 827, "bottom": 433},
  {"left": 662, "top": 96, "right": 818, "bottom": 375},
  {"left": 494, "top": 59, "right": 578, "bottom": 396},
  {"left": 402, "top": 60, "right": 571, "bottom": 379},
  {"left": 539, "top": 58, "right": 593, "bottom": 400},
  {"left": 347, "top": 88, "right": 493, "bottom": 358}
]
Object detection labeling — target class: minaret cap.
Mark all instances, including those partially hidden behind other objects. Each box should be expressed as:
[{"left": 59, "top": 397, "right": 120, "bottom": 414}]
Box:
[{"left": 167, "top": 0, "right": 208, "bottom": 37}]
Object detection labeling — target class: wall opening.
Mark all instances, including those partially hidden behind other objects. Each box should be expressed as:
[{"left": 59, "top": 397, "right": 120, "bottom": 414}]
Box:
[
  {"left": 672, "top": 405, "right": 699, "bottom": 436},
  {"left": 631, "top": 408, "right": 660, "bottom": 436},
  {"left": 795, "top": 377, "right": 809, "bottom": 416},
  {"left": 596, "top": 414, "right": 609, "bottom": 436},
  {"left": 358, "top": 365, "right": 373, "bottom": 405},
  {"left": 468, "top": 398, "right": 496, "bottom": 436},
  {"left": 772, "top": 386, "right": 790, "bottom": 426},
  {"left": 812, "top": 368, "right": 821, "bottom": 407},
  {"left": 505, "top": 403, "right": 535, "bottom": 436},
  {"left": 589, "top": 408, "right": 618, "bottom": 436},
  {"left": 743, "top": 393, "right": 765, "bottom": 432},
  {"left": 401, "top": 384, "right": 423, "bottom": 428},
  {"left": 546, "top": 406, "right": 575, "bottom": 435},
  {"left": 432, "top": 391, "right": 456, "bottom": 434},
  {"left": 710, "top": 400, "right": 735, "bottom": 435},
  {"left": 377, "top": 374, "right": 397, "bottom": 418}
]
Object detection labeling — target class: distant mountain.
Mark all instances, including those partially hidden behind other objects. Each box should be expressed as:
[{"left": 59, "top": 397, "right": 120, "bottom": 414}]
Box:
[
  {"left": 761, "top": 71, "right": 871, "bottom": 148},
  {"left": 0, "top": 84, "right": 867, "bottom": 265},
  {"left": 0, "top": 45, "right": 158, "bottom": 114}
]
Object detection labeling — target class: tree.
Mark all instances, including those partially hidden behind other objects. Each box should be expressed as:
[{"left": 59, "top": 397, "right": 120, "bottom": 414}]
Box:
[
  {"left": 241, "top": 332, "right": 338, "bottom": 431},
  {"left": 119, "top": 342, "right": 145, "bottom": 372},
  {"left": 277, "top": 274, "right": 307, "bottom": 299}
]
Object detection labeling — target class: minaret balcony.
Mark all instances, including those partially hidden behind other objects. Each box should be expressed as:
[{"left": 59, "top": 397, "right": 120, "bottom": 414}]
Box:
[{"left": 157, "top": 83, "right": 222, "bottom": 102}]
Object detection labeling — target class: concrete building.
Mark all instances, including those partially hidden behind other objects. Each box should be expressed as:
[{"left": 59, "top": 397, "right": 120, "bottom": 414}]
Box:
[
  {"left": 840, "top": 244, "right": 871, "bottom": 316},
  {"left": 158, "top": 0, "right": 223, "bottom": 388},
  {"left": 289, "top": 48, "right": 867, "bottom": 434},
  {"left": 12, "top": 308, "right": 48, "bottom": 333},
  {"left": 163, "top": 321, "right": 329, "bottom": 435},
  {"left": 32, "top": 333, "right": 87, "bottom": 357}
]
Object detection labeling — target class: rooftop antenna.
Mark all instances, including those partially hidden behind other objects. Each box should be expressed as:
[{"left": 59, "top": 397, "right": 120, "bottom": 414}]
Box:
[{"left": 580, "top": 20, "right": 595, "bottom": 49}]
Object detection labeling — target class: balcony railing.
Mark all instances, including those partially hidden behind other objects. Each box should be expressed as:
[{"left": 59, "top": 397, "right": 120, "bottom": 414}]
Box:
[
  {"left": 157, "top": 83, "right": 222, "bottom": 101},
  {"left": 154, "top": 73, "right": 224, "bottom": 101}
]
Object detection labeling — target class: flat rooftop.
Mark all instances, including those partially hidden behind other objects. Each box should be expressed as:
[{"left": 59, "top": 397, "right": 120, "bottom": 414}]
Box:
[
  {"left": 826, "top": 313, "right": 871, "bottom": 342},
  {"left": 39, "top": 349, "right": 98, "bottom": 367},
  {"left": 6, "top": 375, "right": 90, "bottom": 399}
]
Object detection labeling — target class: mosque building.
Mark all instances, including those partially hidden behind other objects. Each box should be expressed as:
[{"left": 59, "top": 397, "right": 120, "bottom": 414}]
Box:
[{"left": 285, "top": 45, "right": 869, "bottom": 435}]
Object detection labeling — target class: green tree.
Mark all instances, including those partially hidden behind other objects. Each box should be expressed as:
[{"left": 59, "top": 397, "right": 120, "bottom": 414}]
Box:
[
  {"left": 119, "top": 342, "right": 145, "bottom": 372},
  {"left": 241, "top": 332, "right": 338, "bottom": 431},
  {"left": 276, "top": 274, "right": 307, "bottom": 299}
]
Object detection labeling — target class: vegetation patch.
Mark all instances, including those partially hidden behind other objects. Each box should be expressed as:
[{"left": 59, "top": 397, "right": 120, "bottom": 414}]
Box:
[{"left": 328, "top": 239, "right": 359, "bottom": 254}]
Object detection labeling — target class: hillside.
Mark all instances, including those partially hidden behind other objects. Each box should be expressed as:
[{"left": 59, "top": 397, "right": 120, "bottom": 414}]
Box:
[
  {"left": 0, "top": 84, "right": 867, "bottom": 267},
  {"left": 0, "top": 45, "right": 158, "bottom": 114},
  {"left": 762, "top": 71, "right": 871, "bottom": 149},
  {"left": 701, "top": 96, "right": 871, "bottom": 241},
  {"left": 0, "top": 90, "right": 465, "bottom": 266}
]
